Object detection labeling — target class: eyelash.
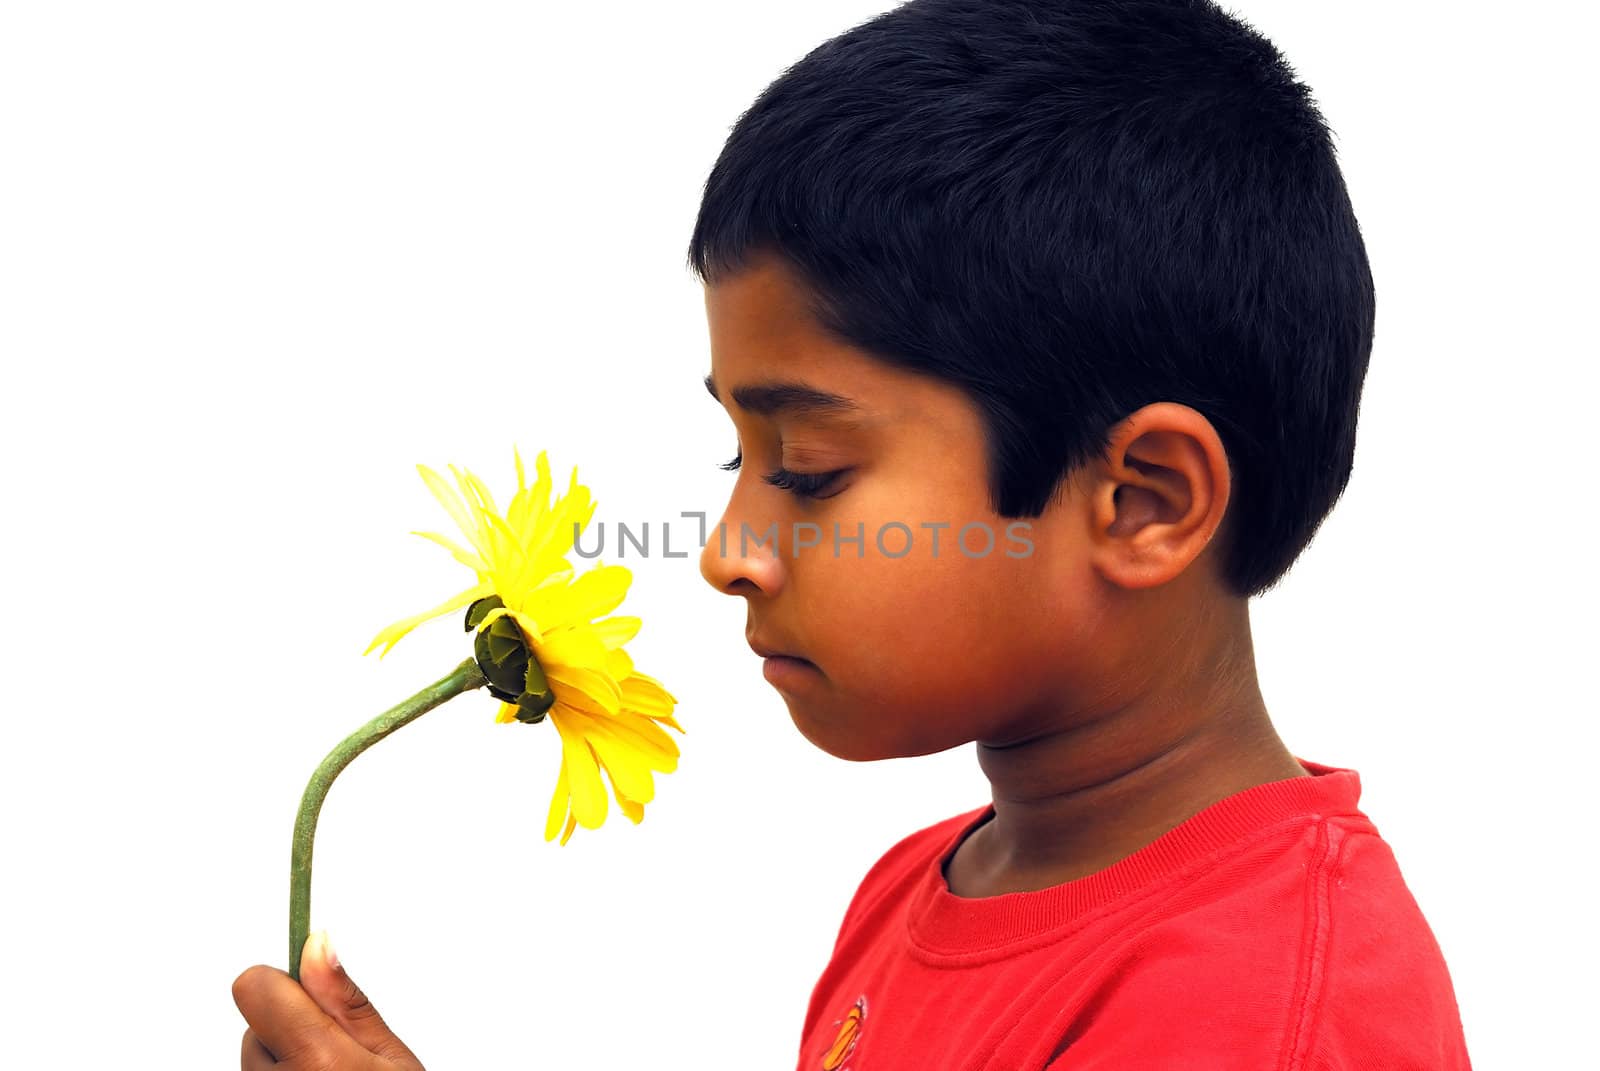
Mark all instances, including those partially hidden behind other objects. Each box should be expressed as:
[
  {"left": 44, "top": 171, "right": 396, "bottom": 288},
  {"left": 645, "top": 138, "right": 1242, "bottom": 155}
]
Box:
[{"left": 719, "top": 448, "right": 848, "bottom": 501}]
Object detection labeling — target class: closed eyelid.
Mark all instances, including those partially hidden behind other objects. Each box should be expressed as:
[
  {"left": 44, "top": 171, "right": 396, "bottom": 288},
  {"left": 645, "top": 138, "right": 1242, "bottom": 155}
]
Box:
[
  {"left": 716, "top": 449, "right": 850, "bottom": 500},
  {"left": 719, "top": 442, "right": 852, "bottom": 471}
]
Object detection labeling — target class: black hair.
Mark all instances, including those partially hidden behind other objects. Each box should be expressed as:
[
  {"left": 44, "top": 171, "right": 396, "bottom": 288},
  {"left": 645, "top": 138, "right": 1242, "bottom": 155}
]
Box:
[{"left": 686, "top": 0, "right": 1374, "bottom": 598}]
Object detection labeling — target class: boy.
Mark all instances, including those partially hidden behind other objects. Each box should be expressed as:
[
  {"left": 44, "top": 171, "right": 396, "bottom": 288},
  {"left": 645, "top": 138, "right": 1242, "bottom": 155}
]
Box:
[{"left": 234, "top": 0, "right": 1472, "bottom": 1067}]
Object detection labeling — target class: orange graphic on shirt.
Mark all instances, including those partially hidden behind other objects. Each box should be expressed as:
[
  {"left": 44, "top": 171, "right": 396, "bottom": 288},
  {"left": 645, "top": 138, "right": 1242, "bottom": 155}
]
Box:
[{"left": 821, "top": 994, "right": 868, "bottom": 1070}]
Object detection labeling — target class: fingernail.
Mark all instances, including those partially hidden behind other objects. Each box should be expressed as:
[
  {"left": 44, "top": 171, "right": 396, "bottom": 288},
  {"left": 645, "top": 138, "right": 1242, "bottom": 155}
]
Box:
[{"left": 320, "top": 929, "right": 340, "bottom": 971}]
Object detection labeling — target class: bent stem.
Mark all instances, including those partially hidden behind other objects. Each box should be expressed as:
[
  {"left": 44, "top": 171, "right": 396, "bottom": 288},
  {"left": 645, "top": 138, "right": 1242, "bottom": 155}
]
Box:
[{"left": 289, "top": 656, "right": 487, "bottom": 980}]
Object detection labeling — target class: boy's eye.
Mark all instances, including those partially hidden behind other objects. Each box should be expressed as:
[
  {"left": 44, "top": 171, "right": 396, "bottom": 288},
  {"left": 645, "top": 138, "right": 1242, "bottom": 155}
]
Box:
[
  {"left": 764, "top": 466, "right": 849, "bottom": 501},
  {"left": 718, "top": 448, "right": 849, "bottom": 502}
]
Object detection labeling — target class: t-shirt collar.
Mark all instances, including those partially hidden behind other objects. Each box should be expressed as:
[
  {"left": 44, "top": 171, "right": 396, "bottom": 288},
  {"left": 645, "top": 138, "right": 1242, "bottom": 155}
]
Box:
[{"left": 904, "top": 758, "right": 1363, "bottom": 961}]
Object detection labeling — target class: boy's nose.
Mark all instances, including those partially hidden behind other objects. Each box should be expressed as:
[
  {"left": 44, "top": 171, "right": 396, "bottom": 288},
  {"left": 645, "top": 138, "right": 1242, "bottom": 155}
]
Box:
[{"left": 698, "top": 512, "right": 787, "bottom": 597}]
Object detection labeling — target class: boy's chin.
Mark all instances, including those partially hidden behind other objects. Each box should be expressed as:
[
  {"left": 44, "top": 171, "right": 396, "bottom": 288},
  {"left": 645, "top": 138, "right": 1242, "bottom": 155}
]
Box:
[
  {"left": 786, "top": 706, "right": 949, "bottom": 763},
  {"left": 786, "top": 707, "right": 886, "bottom": 763}
]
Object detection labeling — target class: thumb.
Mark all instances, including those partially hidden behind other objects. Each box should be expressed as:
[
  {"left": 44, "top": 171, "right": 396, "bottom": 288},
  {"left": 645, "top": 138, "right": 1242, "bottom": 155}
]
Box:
[{"left": 299, "top": 930, "right": 422, "bottom": 1066}]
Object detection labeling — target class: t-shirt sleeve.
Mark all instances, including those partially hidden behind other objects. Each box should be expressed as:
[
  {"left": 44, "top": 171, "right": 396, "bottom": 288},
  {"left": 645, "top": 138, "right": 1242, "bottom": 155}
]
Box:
[
  {"left": 1038, "top": 826, "right": 1472, "bottom": 1069},
  {"left": 1295, "top": 832, "right": 1473, "bottom": 1070}
]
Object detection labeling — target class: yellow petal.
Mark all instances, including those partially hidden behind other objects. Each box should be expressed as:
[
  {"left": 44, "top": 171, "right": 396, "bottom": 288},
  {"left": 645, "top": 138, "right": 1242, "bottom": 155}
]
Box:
[
  {"left": 535, "top": 625, "right": 611, "bottom": 675},
  {"left": 453, "top": 463, "right": 502, "bottom": 520},
  {"left": 409, "top": 530, "right": 487, "bottom": 574},
  {"left": 553, "top": 710, "right": 608, "bottom": 829},
  {"left": 362, "top": 581, "right": 494, "bottom": 657},
  {"left": 480, "top": 511, "right": 523, "bottom": 589},
  {"left": 502, "top": 607, "right": 545, "bottom": 646},
  {"left": 482, "top": 508, "right": 525, "bottom": 561},
  {"left": 417, "top": 464, "right": 485, "bottom": 558},
  {"left": 618, "top": 671, "right": 678, "bottom": 717},
  {"left": 508, "top": 450, "right": 553, "bottom": 536},
  {"left": 495, "top": 701, "right": 519, "bottom": 725},
  {"left": 508, "top": 565, "right": 575, "bottom": 618},
  {"left": 534, "top": 564, "right": 576, "bottom": 591},
  {"left": 560, "top": 812, "right": 578, "bottom": 845},
  {"left": 573, "top": 563, "right": 632, "bottom": 620},
  {"left": 507, "top": 453, "right": 558, "bottom": 548},
  {"left": 565, "top": 708, "right": 658, "bottom": 804},
  {"left": 515, "top": 567, "right": 577, "bottom": 620},
  {"left": 605, "top": 647, "right": 634, "bottom": 681},
  {"left": 477, "top": 605, "right": 547, "bottom": 651},
  {"left": 592, "top": 615, "right": 642, "bottom": 650},
  {"left": 547, "top": 663, "right": 622, "bottom": 717},
  {"left": 530, "top": 481, "right": 596, "bottom": 564},
  {"left": 616, "top": 790, "right": 644, "bottom": 824},
  {"left": 543, "top": 564, "right": 632, "bottom": 630},
  {"left": 544, "top": 751, "right": 571, "bottom": 841},
  {"left": 602, "top": 709, "right": 682, "bottom": 768}
]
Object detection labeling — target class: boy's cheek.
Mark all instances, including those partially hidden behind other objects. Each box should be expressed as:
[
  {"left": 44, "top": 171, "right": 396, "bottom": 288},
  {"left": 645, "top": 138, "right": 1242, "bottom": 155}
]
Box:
[{"left": 833, "top": 642, "right": 1015, "bottom": 734}]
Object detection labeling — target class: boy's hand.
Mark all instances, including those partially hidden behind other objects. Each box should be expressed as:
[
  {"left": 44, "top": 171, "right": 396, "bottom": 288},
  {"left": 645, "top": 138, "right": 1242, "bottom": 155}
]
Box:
[{"left": 233, "top": 931, "right": 425, "bottom": 1070}]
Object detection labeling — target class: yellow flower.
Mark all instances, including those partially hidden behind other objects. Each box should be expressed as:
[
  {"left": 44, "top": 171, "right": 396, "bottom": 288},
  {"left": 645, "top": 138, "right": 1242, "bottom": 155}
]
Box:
[{"left": 364, "top": 447, "right": 685, "bottom": 845}]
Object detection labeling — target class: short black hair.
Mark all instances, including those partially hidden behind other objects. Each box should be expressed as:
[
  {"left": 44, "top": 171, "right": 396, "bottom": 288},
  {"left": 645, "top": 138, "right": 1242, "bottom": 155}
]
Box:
[{"left": 686, "top": 0, "right": 1374, "bottom": 598}]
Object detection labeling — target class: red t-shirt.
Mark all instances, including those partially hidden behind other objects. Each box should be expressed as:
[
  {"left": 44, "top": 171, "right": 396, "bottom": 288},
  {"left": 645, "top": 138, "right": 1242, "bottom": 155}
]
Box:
[{"left": 796, "top": 759, "right": 1471, "bottom": 1069}]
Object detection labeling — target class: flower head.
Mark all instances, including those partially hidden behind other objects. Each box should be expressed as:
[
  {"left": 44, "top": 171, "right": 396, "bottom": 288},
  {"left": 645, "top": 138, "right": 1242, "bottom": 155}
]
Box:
[{"left": 365, "top": 447, "right": 684, "bottom": 844}]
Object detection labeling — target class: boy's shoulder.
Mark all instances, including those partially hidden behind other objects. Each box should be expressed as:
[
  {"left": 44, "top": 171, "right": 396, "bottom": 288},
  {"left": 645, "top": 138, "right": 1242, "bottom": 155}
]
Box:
[
  {"left": 808, "top": 766, "right": 1472, "bottom": 1068},
  {"left": 1036, "top": 813, "right": 1472, "bottom": 1067}
]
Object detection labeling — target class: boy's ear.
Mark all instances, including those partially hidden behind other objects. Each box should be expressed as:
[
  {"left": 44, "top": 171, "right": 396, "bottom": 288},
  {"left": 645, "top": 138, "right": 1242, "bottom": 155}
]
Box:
[{"left": 1087, "top": 403, "right": 1231, "bottom": 590}]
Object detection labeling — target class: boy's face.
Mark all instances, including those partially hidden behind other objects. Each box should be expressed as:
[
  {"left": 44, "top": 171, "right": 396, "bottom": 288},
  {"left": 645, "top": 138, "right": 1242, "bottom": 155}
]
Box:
[{"left": 699, "top": 252, "right": 1111, "bottom": 762}]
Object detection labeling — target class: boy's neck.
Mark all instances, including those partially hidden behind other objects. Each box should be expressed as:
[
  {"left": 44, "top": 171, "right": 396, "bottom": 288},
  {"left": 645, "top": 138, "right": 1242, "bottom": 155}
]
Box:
[{"left": 946, "top": 624, "right": 1307, "bottom": 899}]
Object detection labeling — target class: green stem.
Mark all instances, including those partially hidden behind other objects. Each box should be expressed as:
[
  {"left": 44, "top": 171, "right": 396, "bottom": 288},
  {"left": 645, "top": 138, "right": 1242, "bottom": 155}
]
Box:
[{"left": 288, "top": 656, "right": 487, "bottom": 980}]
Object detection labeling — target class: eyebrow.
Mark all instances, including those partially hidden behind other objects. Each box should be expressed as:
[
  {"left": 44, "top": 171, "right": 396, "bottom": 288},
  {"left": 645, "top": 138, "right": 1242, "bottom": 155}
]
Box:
[{"left": 703, "top": 373, "right": 863, "bottom": 421}]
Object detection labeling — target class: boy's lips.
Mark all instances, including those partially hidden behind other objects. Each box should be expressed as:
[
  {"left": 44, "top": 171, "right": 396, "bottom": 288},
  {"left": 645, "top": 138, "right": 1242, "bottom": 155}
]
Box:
[
  {"left": 747, "top": 635, "right": 815, "bottom": 665},
  {"left": 749, "top": 635, "right": 821, "bottom": 689}
]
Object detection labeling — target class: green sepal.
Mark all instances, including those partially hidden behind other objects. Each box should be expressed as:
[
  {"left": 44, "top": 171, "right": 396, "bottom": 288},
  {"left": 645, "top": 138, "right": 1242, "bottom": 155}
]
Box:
[
  {"left": 484, "top": 681, "right": 521, "bottom": 704},
  {"left": 469, "top": 605, "right": 557, "bottom": 724},
  {"left": 464, "top": 594, "right": 506, "bottom": 631},
  {"left": 514, "top": 689, "right": 555, "bottom": 724},
  {"left": 524, "top": 648, "right": 551, "bottom": 696},
  {"left": 473, "top": 615, "right": 529, "bottom": 698}
]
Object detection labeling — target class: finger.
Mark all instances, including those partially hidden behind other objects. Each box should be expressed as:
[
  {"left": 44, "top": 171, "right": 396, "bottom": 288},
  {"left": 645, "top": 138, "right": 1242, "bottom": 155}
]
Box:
[
  {"left": 241, "top": 1027, "right": 277, "bottom": 1069},
  {"left": 231, "top": 963, "right": 339, "bottom": 1066},
  {"left": 298, "top": 931, "right": 423, "bottom": 1066}
]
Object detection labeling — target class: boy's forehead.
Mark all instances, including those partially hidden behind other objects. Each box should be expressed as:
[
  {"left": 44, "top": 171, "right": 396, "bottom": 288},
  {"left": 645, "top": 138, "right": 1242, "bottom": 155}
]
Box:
[
  {"left": 700, "top": 253, "right": 980, "bottom": 433},
  {"left": 700, "top": 248, "right": 813, "bottom": 318},
  {"left": 703, "top": 264, "right": 884, "bottom": 419},
  {"left": 701, "top": 338, "right": 979, "bottom": 440},
  {"left": 702, "top": 257, "right": 835, "bottom": 359}
]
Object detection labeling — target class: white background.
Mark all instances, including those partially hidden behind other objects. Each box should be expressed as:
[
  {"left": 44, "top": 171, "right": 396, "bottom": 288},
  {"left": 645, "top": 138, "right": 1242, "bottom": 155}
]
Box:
[{"left": 2, "top": 1, "right": 1593, "bottom": 1066}]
